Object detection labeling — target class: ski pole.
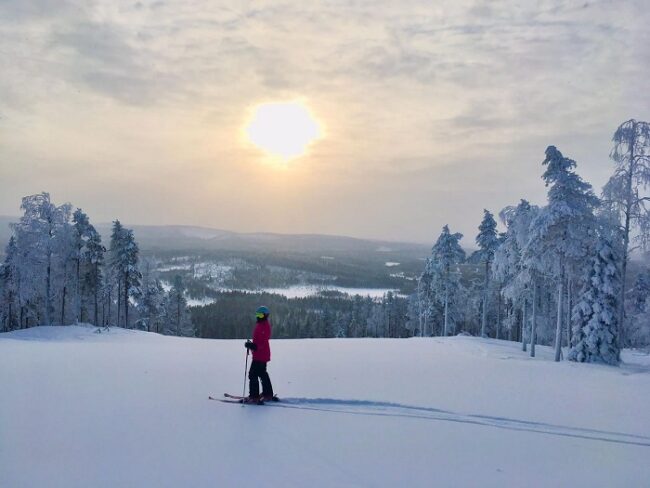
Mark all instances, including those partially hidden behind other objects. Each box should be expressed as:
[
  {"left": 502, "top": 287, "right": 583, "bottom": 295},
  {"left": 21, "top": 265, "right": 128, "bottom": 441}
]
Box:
[{"left": 242, "top": 348, "right": 250, "bottom": 402}]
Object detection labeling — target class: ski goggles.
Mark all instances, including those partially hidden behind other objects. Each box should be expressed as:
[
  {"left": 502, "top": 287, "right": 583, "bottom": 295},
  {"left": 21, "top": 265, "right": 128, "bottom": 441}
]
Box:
[{"left": 255, "top": 312, "right": 266, "bottom": 319}]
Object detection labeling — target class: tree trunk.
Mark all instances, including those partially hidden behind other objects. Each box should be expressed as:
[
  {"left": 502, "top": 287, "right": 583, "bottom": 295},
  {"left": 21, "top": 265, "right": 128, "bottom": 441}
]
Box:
[
  {"left": 500, "top": 305, "right": 505, "bottom": 340},
  {"left": 124, "top": 277, "right": 129, "bottom": 329},
  {"left": 554, "top": 270, "right": 564, "bottom": 362},
  {"left": 45, "top": 247, "right": 52, "bottom": 325},
  {"left": 481, "top": 260, "right": 489, "bottom": 337},
  {"left": 117, "top": 281, "right": 121, "bottom": 328},
  {"left": 107, "top": 287, "right": 111, "bottom": 326},
  {"left": 497, "top": 292, "right": 502, "bottom": 339},
  {"left": 618, "top": 129, "right": 635, "bottom": 356},
  {"left": 530, "top": 279, "right": 537, "bottom": 357},
  {"left": 566, "top": 275, "right": 572, "bottom": 347},
  {"left": 522, "top": 298, "right": 527, "bottom": 352},
  {"left": 443, "top": 286, "right": 449, "bottom": 337},
  {"left": 177, "top": 295, "right": 181, "bottom": 336},
  {"left": 7, "top": 292, "right": 14, "bottom": 331},
  {"left": 61, "top": 285, "right": 66, "bottom": 325},
  {"left": 76, "top": 257, "right": 81, "bottom": 323},
  {"left": 93, "top": 265, "right": 99, "bottom": 326}
]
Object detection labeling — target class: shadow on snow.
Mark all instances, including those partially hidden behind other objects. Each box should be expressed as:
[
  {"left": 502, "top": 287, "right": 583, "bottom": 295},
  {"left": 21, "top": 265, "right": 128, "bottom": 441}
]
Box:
[{"left": 268, "top": 398, "right": 650, "bottom": 448}]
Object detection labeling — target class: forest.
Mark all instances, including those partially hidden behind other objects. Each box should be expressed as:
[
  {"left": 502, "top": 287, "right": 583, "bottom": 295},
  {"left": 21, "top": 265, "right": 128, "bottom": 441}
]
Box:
[{"left": 1, "top": 119, "right": 649, "bottom": 366}]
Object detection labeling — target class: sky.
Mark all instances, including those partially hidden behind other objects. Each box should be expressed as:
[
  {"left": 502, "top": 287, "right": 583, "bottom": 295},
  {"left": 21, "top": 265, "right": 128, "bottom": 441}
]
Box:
[{"left": 0, "top": 0, "right": 648, "bottom": 244}]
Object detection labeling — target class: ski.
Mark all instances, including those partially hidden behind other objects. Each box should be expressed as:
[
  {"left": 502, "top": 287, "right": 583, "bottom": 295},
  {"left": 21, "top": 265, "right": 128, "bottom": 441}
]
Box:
[
  {"left": 209, "top": 394, "right": 265, "bottom": 405},
  {"left": 224, "top": 392, "right": 280, "bottom": 402},
  {"left": 209, "top": 396, "right": 249, "bottom": 404},
  {"left": 223, "top": 393, "right": 247, "bottom": 400}
]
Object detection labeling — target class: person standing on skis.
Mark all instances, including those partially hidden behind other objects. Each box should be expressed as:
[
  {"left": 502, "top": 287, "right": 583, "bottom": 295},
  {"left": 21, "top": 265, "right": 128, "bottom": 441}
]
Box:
[{"left": 244, "top": 306, "right": 277, "bottom": 402}]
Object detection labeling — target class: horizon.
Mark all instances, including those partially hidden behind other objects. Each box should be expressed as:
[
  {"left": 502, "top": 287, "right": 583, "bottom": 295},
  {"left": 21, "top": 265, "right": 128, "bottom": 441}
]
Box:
[
  {"left": 1, "top": 1, "right": 649, "bottom": 244},
  {"left": 0, "top": 212, "right": 439, "bottom": 246}
]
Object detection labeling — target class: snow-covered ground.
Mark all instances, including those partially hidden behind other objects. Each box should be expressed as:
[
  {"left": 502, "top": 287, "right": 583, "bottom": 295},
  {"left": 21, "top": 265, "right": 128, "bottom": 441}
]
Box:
[{"left": 1, "top": 326, "right": 649, "bottom": 487}]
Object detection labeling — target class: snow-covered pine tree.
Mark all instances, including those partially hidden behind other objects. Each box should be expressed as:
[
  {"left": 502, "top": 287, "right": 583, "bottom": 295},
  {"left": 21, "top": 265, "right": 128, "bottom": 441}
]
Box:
[
  {"left": 473, "top": 209, "right": 500, "bottom": 337},
  {"left": 84, "top": 229, "right": 105, "bottom": 326},
  {"left": 526, "top": 146, "right": 599, "bottom": 361},
  {"left": 426, "top": 225, "right": 466, "bottom": 336},
  {"left": 109, "top": 221, "right": 141, "bottom": 328},
  {"left": 0, "top": 237, "right": 19, "bottom": 331},
  {"left": 122, "top": 229, "right": 141, "bottom": 329},
  {"left": 109, "top": 221, "right": 125, "bottom": 326},
  {"left": 568, "top": 237, "right": 621, "bottom": 364},
  {"left": 601, "top": 119, "right": 650, "bottom": 347},
  {"left": 72, "top": 209, "right": 95, "bottom": 323}
]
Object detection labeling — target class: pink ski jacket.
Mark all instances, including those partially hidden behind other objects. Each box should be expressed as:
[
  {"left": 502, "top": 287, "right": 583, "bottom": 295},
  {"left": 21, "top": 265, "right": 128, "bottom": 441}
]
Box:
[{"left": 252, "top": 318, "right": 271, "bottom": 362}]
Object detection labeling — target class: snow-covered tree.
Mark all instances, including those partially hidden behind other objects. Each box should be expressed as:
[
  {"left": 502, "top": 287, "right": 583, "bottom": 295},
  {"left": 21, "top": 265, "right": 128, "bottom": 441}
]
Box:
[
  {"left": 71, "top": 209, "right": 97, "bottom": 323},
  {"left": 601, "top": 119, "right": 650, "bottom": 346},
  {"left": 493, "top": 200, "right": 540, "bottom": 353},
  {"left": 84, "top": 229, "right": 105, "bottom": 326},
  {"left": 12, "top": 193, "right": 72, "bottom": 325},
  {"left": 109, "top": 221, "right": 126, "bottom": 326},
  {"left": 421, "top": 225, "right": 466, "bottom": 336},
  {"left": 568, "top": 238, "right": 621, "bottom": 364},
  {"left": 526, "top": 146, "right": 599, "bottom": 361},
  {"left": 473, "top": 209, "right": 500, "bottom": 337},
  {"left": 0, "top": 237, "right": 19, "bottom": 331},
  {"left": 56, "top": 221, "right": 76, "bottom": 324},
  {"left": 109, "top": 221, "right": 141, "bottom": 328}
]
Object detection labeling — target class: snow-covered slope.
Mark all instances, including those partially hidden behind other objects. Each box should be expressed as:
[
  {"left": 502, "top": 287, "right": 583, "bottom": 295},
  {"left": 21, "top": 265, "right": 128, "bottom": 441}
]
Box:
[{"left": 1, "top": 326, "right": 649, "bottom": 487}]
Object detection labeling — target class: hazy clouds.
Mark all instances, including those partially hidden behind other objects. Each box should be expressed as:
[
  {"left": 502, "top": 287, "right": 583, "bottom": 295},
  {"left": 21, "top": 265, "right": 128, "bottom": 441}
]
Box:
[{"left": 1, "top": 0, "right": 648, "bottom": 243}]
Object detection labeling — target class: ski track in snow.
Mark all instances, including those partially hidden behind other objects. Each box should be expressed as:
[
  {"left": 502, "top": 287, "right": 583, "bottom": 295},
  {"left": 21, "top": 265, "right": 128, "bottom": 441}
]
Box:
[{"left": 263, "top": 398, "right": 650, "bottom": 447}]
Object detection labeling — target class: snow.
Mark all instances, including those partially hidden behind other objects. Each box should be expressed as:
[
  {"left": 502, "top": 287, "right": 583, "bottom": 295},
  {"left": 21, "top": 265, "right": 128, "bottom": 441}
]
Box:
[
  {"left": 186, "top": 297, "right": 217, "bottom": 307},
  {"left": 156, "top": 264, "right": 192, "bottom": 272},
  {"left": 192, "top": 262, "right": 234, "bottom": 281},
  {"left": 390, "top": 271, "right": 416, "bottom": 281},
  {"left": 1, "top": 326, "right": 649, "bottom": 487}
]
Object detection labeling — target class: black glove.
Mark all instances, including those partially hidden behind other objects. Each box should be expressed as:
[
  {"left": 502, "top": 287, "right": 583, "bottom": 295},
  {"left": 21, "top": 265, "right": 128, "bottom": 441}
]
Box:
[{"left": 245, "top": 340, "right": 257, "bottom": 351}]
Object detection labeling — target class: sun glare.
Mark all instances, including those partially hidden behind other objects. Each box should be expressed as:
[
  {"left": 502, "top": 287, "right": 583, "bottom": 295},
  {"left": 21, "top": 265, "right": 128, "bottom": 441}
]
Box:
[{"left": 244, "top": 101, "right": 322, "bottom": 162}]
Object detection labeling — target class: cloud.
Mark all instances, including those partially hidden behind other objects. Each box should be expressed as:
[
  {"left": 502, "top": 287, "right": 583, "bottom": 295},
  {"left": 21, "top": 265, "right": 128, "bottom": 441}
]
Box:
[{"left": 1, "top": 0, "right": 649, "bottom": 241}]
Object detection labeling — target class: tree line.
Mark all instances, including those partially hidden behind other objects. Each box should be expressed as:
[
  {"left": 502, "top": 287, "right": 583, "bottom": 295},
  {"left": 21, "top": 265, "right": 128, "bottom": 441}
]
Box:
[
  {"left": 414, "top": 119, "right": 650, "bottom": 364},
  {"left": 192, "top": 290, "right": 409, "bottom": 339},
  {"left": 0, "top": 194, "right": 194, "bottom": 337},
  {"left": 1, "top": 119, "right": 648, "bottom": 364}
]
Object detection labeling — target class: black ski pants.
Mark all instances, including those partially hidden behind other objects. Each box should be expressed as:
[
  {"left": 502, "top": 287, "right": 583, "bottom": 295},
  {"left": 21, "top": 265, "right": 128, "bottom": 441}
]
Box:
[{"left": 248, "top": 360, "right": 273, "bottom": 398}]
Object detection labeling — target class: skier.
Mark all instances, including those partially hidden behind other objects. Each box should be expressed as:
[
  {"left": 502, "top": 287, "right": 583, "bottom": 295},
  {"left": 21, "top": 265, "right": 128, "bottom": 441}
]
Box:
[{"left": 244, "top": 306, "right": 278, "bottom": 403}]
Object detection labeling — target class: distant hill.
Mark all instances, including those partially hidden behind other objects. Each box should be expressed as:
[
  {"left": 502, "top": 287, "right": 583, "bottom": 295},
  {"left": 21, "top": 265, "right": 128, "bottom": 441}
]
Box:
[{"left": 0, "top": 215, "right": 430, "bottom": 258}]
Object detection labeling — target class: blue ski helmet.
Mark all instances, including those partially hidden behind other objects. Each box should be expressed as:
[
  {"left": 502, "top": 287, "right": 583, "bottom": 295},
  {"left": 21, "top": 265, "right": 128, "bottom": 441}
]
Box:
[{"left": 255, "top": 306, "right": 270, "bottom": 318}]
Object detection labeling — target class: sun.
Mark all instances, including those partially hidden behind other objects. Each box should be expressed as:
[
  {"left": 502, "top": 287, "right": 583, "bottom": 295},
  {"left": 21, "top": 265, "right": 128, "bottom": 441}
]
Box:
[{"left": 244, "top": 100, "right": 323, "bottom": 162}]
